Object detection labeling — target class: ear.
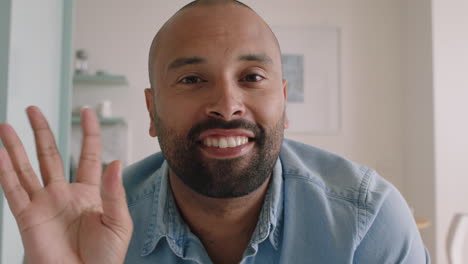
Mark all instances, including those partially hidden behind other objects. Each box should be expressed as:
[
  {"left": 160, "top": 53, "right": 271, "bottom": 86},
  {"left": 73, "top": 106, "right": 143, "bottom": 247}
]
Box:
[
  {"left": 282, "top": 79, "right": 289, "bottom": 129},
  {"left": 144, "top": 88, "right": 158, "bottom": 137}
]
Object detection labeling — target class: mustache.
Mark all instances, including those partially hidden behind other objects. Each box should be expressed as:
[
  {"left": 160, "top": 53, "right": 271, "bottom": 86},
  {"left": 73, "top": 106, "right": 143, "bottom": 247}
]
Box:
[{"left": 187, "top": 118, "right": 263, "bottom": 142}]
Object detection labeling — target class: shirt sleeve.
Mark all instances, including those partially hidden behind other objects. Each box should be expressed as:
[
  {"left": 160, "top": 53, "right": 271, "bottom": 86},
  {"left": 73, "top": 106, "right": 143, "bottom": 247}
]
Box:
[{"left": 352, "top": 183, "right": 430, "bottom": 264}]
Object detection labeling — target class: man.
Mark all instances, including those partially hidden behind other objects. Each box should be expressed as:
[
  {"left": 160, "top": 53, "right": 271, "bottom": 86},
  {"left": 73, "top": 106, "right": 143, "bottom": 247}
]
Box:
[{"left": 0, "top": 0, "right": 429, "bottom": 263}]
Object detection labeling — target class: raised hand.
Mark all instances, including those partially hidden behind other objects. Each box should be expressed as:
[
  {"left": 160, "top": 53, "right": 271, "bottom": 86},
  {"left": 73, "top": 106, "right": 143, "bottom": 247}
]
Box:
[{"left": 0, "top": 106, "right": 133, "bottom": 264}]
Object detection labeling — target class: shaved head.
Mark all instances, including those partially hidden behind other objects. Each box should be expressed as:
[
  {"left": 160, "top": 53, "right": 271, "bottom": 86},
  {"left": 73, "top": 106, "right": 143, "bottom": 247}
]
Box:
[
  {"left": 180, "top": 0, "right": 252, "bottom": 10},
  {"left": 148, "top": 0, "right": 281, "bottom": 89}
]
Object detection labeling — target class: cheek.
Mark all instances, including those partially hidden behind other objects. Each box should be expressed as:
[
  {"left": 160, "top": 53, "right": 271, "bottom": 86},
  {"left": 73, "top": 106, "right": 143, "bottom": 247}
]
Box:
[
  {"left": 156, "top": 94, "right": 202, "bottom": 132},
  {"left": 247, "top": 93, "right": 286, "bottom": 128}
]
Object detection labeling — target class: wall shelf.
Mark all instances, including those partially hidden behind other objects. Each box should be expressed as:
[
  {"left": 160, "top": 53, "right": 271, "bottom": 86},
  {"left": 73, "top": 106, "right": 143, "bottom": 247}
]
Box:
[{"left": 73, "top": 73, "right": 128, "bottom": 85}]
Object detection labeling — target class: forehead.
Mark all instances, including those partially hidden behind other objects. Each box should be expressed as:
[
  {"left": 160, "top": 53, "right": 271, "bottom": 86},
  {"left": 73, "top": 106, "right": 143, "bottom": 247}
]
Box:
[{"left": 154, "top": 4, "right": 280, "bottom": 71}]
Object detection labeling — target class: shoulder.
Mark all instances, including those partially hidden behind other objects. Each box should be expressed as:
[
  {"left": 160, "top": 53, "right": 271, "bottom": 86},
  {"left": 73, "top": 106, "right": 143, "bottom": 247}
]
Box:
[
  {"left": 280, "top": 138, "right": 390, "bottom": 200},
  {"left": 280, "top": 139, "right": 428, "bottom": 262},
  {"left": 122, "top": 152, "right": 165, "bottom": 206},
  {"left": 280, "top": 139, "right": 398, "bottom": 240}
]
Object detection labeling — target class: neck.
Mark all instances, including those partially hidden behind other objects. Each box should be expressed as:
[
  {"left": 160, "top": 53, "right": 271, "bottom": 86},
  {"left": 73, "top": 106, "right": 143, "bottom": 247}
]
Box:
[{"left": 169, "top": 170, "right": 271, "bottom": 264}]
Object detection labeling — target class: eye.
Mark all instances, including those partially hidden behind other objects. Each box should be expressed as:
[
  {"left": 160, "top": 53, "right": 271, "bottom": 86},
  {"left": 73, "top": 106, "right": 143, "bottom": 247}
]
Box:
[
  {"left": 179, "top": 75, "right": 204, "bottom": 84},
  {"left": 240, "top": 73, "right": 265, "bottom": 82}
]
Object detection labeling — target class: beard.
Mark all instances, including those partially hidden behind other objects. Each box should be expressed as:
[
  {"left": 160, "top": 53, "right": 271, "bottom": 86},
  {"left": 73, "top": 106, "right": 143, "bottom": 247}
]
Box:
[{"left": 154, "top": 112, "right": 285, "bottom": 198}]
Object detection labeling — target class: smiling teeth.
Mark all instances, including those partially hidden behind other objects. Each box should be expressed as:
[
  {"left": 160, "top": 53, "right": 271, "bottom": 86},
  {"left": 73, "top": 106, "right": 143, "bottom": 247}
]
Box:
[{"left": 203, "top": 136, "right": 249, "bottom": 148}]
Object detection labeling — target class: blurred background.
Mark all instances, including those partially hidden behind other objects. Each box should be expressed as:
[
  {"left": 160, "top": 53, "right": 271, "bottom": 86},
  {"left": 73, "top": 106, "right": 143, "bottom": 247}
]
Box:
[{"left": 1, "top": 0, "right": 468, "bottom": 263}]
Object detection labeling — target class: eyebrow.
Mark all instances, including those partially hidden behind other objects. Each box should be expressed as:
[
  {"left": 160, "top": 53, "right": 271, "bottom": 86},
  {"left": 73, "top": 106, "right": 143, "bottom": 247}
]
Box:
[
  {"left": 168, "top": 56, "right": 207, "bottom": 71},
  {"left": 238, "top": 53, "right": 273, "bottom": 64}
]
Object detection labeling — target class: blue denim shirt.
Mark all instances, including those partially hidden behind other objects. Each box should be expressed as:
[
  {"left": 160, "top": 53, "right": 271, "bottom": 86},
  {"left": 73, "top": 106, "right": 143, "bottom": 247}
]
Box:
[{"left": 123, "top": 139, "right": 430, "bottom": 263}]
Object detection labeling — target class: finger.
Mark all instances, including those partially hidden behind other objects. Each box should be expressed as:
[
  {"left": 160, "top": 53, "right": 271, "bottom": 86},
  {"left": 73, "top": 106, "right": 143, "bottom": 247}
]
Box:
[
  {"left": 76, "top": 108, "right": 102, "bottom": 185},
  {"left": 26, "top": 106, "right": 65, "bottom": 186},
  {"left": 101, "top": 161, "right": 133, "bottom": 239},
  {"left": 0, "top": 123, "right": 42, "bottom": 195},
  {"left": 0, "top": 147, "right": 31, "bottom": 216}
]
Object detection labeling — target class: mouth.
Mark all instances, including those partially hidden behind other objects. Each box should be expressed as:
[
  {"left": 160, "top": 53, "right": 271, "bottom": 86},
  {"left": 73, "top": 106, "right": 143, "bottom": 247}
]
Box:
[
  {"left": 201, "top": 135, "right": 252, "bottom": 148},
  {"left": 197, "top": 130, "right": 255, "bottom": 159}
]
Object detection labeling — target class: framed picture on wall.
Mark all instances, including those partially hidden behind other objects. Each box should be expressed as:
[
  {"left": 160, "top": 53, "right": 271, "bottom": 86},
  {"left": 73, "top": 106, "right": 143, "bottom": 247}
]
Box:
[{"left": 272, "top": 26, "right": 341, "bottom": 133}]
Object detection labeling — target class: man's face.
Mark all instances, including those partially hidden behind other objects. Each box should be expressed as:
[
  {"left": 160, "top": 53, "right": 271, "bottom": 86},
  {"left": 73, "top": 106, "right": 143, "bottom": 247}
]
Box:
[{"left": 146, "top": 4, "right": 288, "bottom": 198}]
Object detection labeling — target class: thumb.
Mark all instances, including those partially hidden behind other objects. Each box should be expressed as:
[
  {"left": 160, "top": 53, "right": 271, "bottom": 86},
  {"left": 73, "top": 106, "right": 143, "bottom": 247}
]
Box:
[{"left": 101, "top": 160, "right": 133, "bottom": 239}]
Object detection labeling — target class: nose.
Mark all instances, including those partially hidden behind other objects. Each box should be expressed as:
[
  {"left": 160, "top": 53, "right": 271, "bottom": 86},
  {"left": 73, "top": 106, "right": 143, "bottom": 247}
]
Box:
[{"left": 205, "top": 79, "right": 245, "bottom": 120}]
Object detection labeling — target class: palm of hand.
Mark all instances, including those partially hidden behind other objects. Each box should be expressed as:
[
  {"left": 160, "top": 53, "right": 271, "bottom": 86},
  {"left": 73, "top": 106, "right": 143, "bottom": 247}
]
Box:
[
  {"left": 0, "top": 107, "right": 132, "bottom": 264},
  {"left": 20, "top": 183, "right": 105, "bottom": 264}
]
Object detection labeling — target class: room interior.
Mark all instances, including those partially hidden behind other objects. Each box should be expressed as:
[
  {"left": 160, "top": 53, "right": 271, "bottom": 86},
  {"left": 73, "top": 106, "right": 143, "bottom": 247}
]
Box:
[{"left": 1, "top": 0, "right": 468, "bottom": 263}]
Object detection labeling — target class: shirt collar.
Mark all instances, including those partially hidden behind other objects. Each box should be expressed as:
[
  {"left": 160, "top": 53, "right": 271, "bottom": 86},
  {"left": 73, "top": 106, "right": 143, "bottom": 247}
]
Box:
[
  {"left": 245, "top": 157, "right": 284, "bottom": 255},
  {"left": 141, "top": 161, "right": 190, "bottom": 257},
  {"left": 140, "top": 158, "right": 284, "bottom": 257}
]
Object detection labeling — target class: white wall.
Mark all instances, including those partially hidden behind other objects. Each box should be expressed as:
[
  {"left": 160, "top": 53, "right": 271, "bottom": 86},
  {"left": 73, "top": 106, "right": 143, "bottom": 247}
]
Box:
[
  {"left": 403, "top": 0, "right": 468, "bottom": 262},
  {"left": 0, "top": 1, "right": 65, "bottom": 263},
  {"left": 402, "top": 0, "right": 436, "bottom": 259},
  {"left": 432, "top": 0, "right": 468, "bottom": 263},
  {"left": 73, "top": 0, "right": 405, "bottom": 191},
  {"left": 0, "top": 0, "right": 12, "bottom": 261}
]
